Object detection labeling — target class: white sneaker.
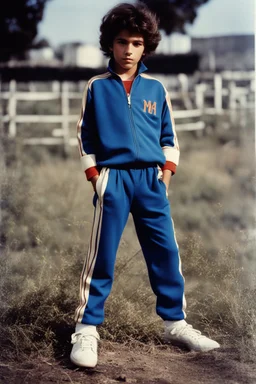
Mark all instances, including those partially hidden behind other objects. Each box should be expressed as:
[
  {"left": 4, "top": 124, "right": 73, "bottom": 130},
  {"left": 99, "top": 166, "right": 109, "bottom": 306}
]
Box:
[
  {"left": 164, "top": 320, "right": 220, "bottom": 352},
  {"left": 70, "top": 328, "right": 100, "bottom": 367}
]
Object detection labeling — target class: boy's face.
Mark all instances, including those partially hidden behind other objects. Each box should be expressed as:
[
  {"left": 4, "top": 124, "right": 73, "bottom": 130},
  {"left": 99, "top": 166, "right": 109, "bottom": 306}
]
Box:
[{"left": 111, "top": 30, "right": 145, "bottom": 75}]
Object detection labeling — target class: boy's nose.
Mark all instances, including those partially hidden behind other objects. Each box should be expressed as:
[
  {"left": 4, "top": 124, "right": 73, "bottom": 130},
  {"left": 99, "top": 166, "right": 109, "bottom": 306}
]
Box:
[{"left": 125, "top": 44, "right": 132, "bottom": 55}]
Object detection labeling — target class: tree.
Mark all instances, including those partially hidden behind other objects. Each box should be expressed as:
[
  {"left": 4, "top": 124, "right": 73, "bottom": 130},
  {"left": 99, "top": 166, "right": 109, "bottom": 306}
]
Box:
[
  {"left": 0, "top": 0, "right": 51, "bottom": 62},
  {"left": 137, "top": 0, "right": 210, "bottom": 35}
]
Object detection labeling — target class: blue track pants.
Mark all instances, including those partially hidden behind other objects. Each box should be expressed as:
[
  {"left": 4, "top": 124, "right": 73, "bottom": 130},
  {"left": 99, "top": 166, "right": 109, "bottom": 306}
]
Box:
[{"left": 74, "top": 166, "right": 186, "bottom": 325}]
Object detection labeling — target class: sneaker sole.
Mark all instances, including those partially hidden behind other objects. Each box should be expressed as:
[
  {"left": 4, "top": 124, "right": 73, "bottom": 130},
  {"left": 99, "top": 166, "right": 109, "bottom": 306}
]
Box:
[
  {"left": 70, "top": 354, "right": 97, "bottom": 368},
  {"left": 164, "top": 336, "right": 220, "bottom": 352}
]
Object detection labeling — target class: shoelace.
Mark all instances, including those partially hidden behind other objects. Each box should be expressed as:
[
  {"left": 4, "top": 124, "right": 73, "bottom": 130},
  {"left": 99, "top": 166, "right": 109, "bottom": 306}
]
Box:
[
  {"left": 71, "top": 332, "right": 98, "bottom": 351},
  {"left": 170, "top": 324, "right": 204, "bottom": 340}
]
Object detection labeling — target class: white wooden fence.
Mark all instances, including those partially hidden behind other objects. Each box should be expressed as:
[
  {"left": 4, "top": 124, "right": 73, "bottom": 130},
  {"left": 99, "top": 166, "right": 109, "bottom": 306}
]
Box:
[
  {"left": 1, "top": 71, "right": 254, "bottom": 153},
  {"left": 2, "top": 81, "right": 80, "bottom": 154},
  {"left": 196, "top": 71, "right": 254, "bottom": 112}
]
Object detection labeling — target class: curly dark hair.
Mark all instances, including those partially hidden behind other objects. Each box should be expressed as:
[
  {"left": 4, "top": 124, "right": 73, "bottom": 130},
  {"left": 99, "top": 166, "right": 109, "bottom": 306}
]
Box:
[{"left": 99, "top": 2, "right": 161, "bottom": 57}]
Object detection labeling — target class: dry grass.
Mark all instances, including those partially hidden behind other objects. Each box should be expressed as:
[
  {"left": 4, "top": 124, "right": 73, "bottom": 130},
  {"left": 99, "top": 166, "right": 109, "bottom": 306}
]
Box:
[{"left": 0, "top": 110, "right": 255, "bottom": 363}]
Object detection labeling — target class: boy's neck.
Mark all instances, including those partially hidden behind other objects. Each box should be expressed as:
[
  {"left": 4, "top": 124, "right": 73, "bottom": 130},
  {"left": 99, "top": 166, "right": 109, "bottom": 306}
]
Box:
[{"left": 113, "top": 63, "right": 138, "bottom": 81}]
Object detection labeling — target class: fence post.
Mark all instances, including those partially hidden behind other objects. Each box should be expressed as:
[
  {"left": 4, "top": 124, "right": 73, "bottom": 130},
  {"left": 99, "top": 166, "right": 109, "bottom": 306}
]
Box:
[
  {"left": 195, "top": 83, "right": 206, "bottom": 110},
  {"left": 8, "top": 80, "right": 17, "bottom": 138},
  {"left": 214, "top": 74, "right": 223, "bottom": 113},
  {"left": 228, "top": 81, "right": 236, "bottom": 110},
  {"left": 61, "top": 82, "right": 70, "bottom": 156},
  {"left": 52, "top": 81, "right": 60, "bottom": 93},
  {"left": 178, "top": 73, "right": 193, "bottom": 110}
]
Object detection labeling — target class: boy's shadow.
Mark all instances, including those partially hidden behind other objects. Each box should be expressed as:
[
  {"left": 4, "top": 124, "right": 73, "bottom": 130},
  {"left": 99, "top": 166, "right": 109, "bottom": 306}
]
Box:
[{"left": 52, "top": 322, "right": 72, "bottom": 362}]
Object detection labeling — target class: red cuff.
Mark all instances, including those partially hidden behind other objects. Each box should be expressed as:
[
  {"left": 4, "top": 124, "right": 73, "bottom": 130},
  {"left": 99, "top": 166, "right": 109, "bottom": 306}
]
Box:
[
  {"left": 85, "top": 166, "right": 99, "bottom": 180},
  {"left": 161, "top": 161, "right": 176, "bottom": 175}
]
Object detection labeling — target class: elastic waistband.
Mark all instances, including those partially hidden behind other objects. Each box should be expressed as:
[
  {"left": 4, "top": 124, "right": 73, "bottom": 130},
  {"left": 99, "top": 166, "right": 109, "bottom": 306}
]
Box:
[{"left": 107, "top": 162, "right": 158, "bottom": 170}]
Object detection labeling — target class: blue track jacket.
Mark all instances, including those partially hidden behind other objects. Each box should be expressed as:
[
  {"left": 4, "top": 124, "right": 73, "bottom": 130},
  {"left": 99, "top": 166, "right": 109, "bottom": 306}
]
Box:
[{"left": 77, "top": 60, "right": 180, "bottom": 180}]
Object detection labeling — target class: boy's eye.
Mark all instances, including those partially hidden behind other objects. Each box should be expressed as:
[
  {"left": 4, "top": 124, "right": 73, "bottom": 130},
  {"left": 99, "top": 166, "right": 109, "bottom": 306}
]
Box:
[{"left": 116, "top": 39, "right": 143, "bottom": 47}]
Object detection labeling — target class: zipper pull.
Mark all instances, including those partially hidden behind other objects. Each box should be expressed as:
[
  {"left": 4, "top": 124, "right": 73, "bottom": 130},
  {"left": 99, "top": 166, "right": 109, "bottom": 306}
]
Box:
[{"left": 127, "top": 93, "right": 131, "bottom": 107}]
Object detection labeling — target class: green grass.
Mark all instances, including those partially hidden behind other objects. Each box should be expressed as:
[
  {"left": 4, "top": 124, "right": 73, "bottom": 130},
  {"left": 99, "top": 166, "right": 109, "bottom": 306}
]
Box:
[{"left": 0, "top": 109, "right": 255, "bottom": 363}]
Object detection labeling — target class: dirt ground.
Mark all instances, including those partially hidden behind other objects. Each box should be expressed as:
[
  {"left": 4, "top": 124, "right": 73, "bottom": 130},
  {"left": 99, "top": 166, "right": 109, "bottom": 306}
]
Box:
[{"left": 0, "top": 342, "right": 255, "bottom": 384}]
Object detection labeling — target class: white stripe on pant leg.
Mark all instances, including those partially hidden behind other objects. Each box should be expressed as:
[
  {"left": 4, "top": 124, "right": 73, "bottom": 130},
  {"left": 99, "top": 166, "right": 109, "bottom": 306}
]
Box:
[
  {"left": 171, "top": 218, "right": 187, "bottom": 318},
  {"left": 75, "top": 201, "right": 103, "bottom": 323},
  {"left": 80, "top": 191, "right": 104, "bottom": 303},
  {"left": 75, "top": 201, "right": 102, "bottom": 322},
  {"left": 75, "top": 168, "right": 110, "bottom": 323},
  {"left": 78, "top": 186, "right": 104, "bottom": 309},
  {"left": 76, "top": 167, "right": 109, "bottom": 319}
]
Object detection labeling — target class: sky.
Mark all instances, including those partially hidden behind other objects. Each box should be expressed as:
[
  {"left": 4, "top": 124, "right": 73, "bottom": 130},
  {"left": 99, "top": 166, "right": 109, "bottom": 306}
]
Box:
[{"left": 39, "top": 0, "right": 255, "bottom": 48}]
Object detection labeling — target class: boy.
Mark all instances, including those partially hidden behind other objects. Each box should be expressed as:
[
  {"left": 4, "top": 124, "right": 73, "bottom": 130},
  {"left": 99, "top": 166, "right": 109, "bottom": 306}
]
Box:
[{"left": 71, "top": 2, "right": 220, "bottom": 368}]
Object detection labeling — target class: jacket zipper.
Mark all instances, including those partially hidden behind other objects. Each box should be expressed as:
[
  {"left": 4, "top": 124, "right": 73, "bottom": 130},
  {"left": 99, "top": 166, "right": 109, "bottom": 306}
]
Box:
[
  {"left": 124, "top": 80, "right": 139, "bottom": 161},
  {"left": 127, "top": 93, "right": 131, "bottom": 107}
]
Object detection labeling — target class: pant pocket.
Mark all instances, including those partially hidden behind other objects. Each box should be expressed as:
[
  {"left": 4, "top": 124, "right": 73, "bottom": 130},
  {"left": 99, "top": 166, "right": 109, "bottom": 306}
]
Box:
[
  {"left": 156, "top": 168, "right": 168, "bottom": 198},
  {"left": 157, "top": 166, "right": 163, "bottom": 180},
  {"left": 159, "top": 179, "right": 168, "bottom": 196}
]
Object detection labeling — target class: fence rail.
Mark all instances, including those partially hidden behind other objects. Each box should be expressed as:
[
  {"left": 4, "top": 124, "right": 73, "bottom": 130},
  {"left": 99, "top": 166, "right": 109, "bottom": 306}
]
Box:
[{"left": 1, "top": 71, "right": 254, "bottom": 153}]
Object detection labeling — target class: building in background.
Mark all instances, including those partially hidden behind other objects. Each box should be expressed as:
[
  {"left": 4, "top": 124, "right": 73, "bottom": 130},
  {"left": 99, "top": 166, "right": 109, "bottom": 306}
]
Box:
[
  {"left": 20, "top": 34, "right": 255, "bottom": 72},
  {"left": 59, "top": 43, "right": 106, "bottom": 68},
  {"left": 156, "top": 33, "right": 254, "bottom": 71},
  {"left": 191, "top": 34, "right": 254, "bottom": 71},
  {"left": 28, "top": 47, "right": 55, "bottom": 63},
  {"left": 157, "top": 33, "right": 191, "bottom": 54}
]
